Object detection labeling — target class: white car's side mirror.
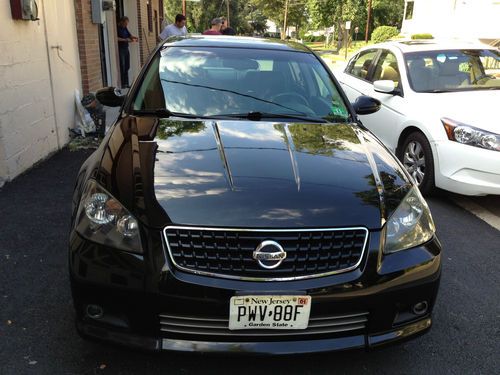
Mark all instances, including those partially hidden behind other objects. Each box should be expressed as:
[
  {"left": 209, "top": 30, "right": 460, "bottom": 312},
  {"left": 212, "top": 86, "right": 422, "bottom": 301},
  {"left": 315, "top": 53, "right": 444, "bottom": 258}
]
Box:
[{"left": 373, "top": 80, "right": 397, "bottom": 94}]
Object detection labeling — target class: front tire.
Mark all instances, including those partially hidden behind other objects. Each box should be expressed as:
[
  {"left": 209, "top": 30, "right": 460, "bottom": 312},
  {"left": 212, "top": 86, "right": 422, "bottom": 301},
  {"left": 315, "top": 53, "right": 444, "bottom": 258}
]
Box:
[{"left": 399, "top": 132, "right": 435, "bottom": 195}]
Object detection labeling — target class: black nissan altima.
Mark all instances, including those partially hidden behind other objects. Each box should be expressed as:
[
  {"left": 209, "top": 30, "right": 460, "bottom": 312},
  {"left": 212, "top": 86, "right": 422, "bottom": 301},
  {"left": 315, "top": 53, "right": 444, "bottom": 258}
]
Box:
[{"left": 69, "top": 36, "right": 441, "bottom": 354}]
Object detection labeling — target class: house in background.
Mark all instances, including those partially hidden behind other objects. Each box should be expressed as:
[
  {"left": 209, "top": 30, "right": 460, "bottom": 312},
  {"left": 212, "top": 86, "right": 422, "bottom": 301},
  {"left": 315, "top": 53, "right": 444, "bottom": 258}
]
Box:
[{"left": 401, "top": 0, "right": 500, "bottom": 45}]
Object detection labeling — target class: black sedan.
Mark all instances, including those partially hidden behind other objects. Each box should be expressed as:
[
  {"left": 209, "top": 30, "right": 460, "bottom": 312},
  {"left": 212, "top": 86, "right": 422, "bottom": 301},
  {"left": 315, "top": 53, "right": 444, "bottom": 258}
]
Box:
[{"left": 69, "top": 36, "right": 441, "bottom": 354}]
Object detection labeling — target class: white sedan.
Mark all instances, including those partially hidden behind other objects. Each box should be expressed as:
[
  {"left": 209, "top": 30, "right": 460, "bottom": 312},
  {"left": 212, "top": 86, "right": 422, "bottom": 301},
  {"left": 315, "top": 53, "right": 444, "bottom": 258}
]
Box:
[{"left": 337, "top": 40, "right": 500, "bottom": 196}]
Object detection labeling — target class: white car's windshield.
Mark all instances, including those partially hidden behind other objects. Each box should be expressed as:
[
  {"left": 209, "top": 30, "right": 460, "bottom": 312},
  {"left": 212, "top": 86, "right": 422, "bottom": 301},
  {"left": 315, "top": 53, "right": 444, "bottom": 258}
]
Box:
[
  {"left": 405, "top": 49, "right": 500, "bottom": 92},
  {"left": 133, "top": 46, "right": 350, "bottom": 122}
]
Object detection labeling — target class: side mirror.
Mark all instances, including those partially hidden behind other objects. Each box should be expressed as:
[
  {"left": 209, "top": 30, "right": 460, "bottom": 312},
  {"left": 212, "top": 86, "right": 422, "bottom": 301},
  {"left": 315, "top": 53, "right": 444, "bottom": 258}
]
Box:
[
  {"left": 95, "top": 87, "right": 126, "bottom": 107},
  {"left": 352, "top": 95, "right": 381, "bottom": 115},
  {"left": 373, "top": 80, "right": 400, "bottom": 95}
]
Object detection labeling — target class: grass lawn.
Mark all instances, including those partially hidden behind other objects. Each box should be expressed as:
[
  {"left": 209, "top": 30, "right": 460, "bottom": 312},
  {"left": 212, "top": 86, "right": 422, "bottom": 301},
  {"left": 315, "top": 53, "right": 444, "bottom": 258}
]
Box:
[{"left": 304, "top": 40, "right": 373, "bottom": 69}]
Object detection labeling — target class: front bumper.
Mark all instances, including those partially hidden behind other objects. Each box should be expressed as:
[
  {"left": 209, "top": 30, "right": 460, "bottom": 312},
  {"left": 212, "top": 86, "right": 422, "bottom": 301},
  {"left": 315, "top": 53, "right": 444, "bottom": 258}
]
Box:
[
  {"left": 433, "top": 140, "right": 500, "bottom": 195},
  {"left": 69, "top": 229, "right": 441, "bottom": 354},
  {"left": 76, "top": 317, "right": 432, "bottom": 354}
]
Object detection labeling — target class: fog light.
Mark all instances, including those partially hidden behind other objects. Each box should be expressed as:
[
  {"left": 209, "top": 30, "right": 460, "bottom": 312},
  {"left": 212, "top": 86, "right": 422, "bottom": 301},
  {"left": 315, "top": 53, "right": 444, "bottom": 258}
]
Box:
[
  {"left": 117, "top": 215, "right": 139, "bottom": 237},
  {"left": 412, "top": 301, "right": 428, "bottom": 315},
  {"left": 86, "top": 304, "right": 104, "bottom": 319}
]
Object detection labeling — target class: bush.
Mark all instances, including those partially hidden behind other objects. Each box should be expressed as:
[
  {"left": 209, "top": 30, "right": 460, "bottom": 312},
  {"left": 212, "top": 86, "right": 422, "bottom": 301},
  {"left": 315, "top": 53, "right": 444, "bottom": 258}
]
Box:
[
  {"left": 411, "top": 33, "right": 434, "bottom": 40},
  {"left": 303, "top": 35, "right": 326, "bottom": 43},
  {"left": 371, "top": 26, "right": 399, "bottom": 43}
]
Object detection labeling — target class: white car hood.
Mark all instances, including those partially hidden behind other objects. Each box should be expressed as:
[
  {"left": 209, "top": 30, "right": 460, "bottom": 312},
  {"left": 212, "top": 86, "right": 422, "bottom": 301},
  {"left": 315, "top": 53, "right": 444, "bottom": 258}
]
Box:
[{"left": 415, "top": 90, "right": 500, "bottom": 134}]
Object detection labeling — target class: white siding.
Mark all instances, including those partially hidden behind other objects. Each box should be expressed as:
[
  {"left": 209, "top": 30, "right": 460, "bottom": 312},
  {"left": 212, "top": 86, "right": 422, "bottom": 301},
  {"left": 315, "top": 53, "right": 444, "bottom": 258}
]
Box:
[{"left": 402, "top": 0, "right": 500, "bottom": 40}]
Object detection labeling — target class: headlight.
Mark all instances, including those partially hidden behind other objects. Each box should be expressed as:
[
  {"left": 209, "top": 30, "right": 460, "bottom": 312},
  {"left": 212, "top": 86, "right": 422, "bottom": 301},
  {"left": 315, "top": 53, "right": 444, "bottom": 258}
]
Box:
[
  {"left": 442, "top": 118, "right": 500, "bottom": 152},
  {"left": 384, "top": 186, "right": 435, "bottom": 253},
  {"left": 75, "top": 179, "right": 143, "bottom": 253}
]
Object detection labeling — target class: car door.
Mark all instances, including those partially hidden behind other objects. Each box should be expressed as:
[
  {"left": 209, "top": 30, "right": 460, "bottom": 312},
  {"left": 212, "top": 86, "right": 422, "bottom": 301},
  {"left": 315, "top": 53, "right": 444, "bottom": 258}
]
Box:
[
  {"left": 364, "top": 49, "right": 407, "bottom": 151},
  {"left": 340, "top": 49, "right": 379, "bottom": 104},
  {"left": 341, "top": 49, "right": 407, "bottom": 152}
]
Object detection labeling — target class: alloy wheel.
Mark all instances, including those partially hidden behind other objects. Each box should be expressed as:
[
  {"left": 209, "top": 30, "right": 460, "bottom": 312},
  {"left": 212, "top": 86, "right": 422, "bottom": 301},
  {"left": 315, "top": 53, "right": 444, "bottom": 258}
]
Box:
[{"left": 403, "top": 141, "right": 426, "bottom": 185}]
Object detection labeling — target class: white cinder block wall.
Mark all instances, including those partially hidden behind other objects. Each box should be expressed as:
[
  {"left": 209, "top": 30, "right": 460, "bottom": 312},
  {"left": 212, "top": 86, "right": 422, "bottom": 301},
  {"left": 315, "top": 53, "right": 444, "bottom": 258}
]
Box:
[{"left": 0, "top": 0, "right": 81, "bottom": 187}]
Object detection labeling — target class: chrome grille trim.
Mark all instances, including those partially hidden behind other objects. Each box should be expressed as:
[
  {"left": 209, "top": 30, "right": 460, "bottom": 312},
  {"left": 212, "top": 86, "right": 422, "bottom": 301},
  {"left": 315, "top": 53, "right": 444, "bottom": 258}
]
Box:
[
  {"left": 159, "top": 312, "right": 369, "bottom": 337},
  {"left": 163, "top": 226, "right": 369, "bottom": 281}
]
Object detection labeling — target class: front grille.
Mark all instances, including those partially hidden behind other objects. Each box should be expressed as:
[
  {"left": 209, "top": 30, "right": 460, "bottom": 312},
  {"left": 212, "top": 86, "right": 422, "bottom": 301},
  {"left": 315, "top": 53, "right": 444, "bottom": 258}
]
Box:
[
  {"left": 159, "top": 311, "right": 369, "bottom": 339},
  {"left": 164, "top": 226, "right": 368, "bottom": 280}
]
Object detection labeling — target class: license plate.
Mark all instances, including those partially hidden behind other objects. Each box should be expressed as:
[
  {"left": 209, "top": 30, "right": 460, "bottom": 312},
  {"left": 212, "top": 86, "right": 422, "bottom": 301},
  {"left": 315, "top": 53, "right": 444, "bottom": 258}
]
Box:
[{"left": 229, "top": 295, "right": 311, "bottom": 330}]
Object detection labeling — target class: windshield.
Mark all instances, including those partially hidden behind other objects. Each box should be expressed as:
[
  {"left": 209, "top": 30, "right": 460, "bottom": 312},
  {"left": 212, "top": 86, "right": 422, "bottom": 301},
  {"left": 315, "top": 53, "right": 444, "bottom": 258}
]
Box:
[
  {"left": 132, "top": 46, "right": 350, "bottom": 122},
  {"left": 405, "top": 49, "right": 500, "bottom": 92}
]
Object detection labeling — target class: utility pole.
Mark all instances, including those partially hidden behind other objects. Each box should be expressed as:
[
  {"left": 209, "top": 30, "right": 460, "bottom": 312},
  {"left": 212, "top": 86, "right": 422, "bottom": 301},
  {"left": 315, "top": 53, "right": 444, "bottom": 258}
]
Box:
[
  {"left": 365, "top": 0, "right": 372, "bottom": 43},
  {"left": 226, "top": 0, "right": 230, "bottom": 27},
  {"left": 283, "top": 0, "right": 289, "bottom": 40},
  {"left": 182, "top": 0, "right": 186, "bottom": 16}
]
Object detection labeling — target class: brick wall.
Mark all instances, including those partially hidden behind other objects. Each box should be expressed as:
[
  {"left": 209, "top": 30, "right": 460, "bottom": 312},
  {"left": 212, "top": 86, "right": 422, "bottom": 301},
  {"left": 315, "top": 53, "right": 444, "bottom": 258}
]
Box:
[
  {"left": 74, "top": 0, "right": 102, "bottom": 94},
  {"left": 137, "top": 0, "right": 163, "bottom": 65},
  {"left": 74, "top": 0, "right": 162, "bottom": 92}
]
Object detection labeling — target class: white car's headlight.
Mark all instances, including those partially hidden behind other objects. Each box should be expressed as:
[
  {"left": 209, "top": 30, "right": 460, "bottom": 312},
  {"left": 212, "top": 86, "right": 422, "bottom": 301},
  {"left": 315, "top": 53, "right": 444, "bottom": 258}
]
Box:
[
  {"left": 384, "top": 186, "right": 435, "bottom": 253},
  {"left": 442, "top": 118, "right": 500, "bottom": 152},
  {"left": 75, "top": 179, "right": 142, "bottom": 253}
]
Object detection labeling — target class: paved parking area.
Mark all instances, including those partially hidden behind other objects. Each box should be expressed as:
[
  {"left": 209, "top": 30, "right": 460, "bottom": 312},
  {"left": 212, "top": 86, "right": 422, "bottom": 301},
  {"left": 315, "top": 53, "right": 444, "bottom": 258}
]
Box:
[{"left": 451, "top": 194, "right": 500, "bottom": 231}]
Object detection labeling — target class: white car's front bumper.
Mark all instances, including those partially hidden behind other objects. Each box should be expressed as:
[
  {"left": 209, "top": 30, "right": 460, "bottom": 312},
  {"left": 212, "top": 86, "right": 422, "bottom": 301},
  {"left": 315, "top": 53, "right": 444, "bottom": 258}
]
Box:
[{"left": 433, "top": 140, "right": 500, "bottom": 196}]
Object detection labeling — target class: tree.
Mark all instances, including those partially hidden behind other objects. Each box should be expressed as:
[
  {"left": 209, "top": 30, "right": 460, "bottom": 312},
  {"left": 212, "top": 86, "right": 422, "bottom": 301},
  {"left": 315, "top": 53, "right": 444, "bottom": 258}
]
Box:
[
  {"left": 305, "top": 0, "right": 404, "bottom": 44},
  {"left": 164, "top": 0, "right": 198, "bottom": 32},
  {"left": 249, "top": 0, "right": 307, "bottom": 38},
  {"left": 245, "top": 6, "right": 268, "bottom": 35},
  {"left": 306, "top": 0, "right": 367, "bottom": 45},
  {"left": 164, "top": 0, "right": 253, "bottom": 34},
  {"left": 371, "top": 0, "right": 405, "bottom": 29}
]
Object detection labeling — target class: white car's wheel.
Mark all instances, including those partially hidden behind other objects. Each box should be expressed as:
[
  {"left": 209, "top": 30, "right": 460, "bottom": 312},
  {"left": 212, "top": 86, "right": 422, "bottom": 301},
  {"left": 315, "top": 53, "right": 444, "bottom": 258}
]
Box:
[{"left": 400, "top": 132, "right": 435, "bottom": 195}]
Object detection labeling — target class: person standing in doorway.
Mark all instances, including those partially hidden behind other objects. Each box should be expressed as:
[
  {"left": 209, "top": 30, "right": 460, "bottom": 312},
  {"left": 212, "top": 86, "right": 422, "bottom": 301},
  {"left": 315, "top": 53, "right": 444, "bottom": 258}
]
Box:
[
  {"left": 117, "top": 16, "right": 138, "bottom": 89},
  {"left": 159, "top": 14, "right": 187, "bottom": 40},
  {"left": 202, "top": 18, "right": 222, "bottom": 35}
]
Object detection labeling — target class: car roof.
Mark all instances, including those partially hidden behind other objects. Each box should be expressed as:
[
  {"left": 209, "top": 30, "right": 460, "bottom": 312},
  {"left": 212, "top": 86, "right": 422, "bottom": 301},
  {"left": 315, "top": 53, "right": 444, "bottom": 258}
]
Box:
[
  {"left": 160, "top": 35, "right": 312, "bottom": 53},
  {"left": 362, "top": 40, "right": 496, "bottom": 54}
]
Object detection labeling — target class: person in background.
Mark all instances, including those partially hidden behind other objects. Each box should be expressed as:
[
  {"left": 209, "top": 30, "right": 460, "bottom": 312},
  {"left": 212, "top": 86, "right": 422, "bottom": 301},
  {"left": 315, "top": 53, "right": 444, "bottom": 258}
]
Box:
[
  {"left": 117, "top": 16, "right": 138, "bottom": 89},
  {"left": 203, "top": 18, "right": 222, "bottom": 35},
  {"left": 159, "top": 14, "right": 187, "bottom": 40},
  {"left": 222, "top": 27, "right": 236, "bottom": 35},
  {"left": 219, "top": 17, "right": 235, "bottom": 35}
]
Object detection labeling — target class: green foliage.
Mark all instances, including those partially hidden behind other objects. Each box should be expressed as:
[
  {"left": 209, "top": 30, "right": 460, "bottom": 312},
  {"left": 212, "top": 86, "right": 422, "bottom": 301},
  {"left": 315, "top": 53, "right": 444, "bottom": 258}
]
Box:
[
  {"left": 306, "top": 0, "right": 366, "bottom": 40},
  {"left": 305, "top": 0, "right": 404, "bottom": 42},
  {"left": 411, "top": 33, "right": 434, "bottom": 40},
  {"left": 371, "top": 0, "right": 405, "bottom": 29},
  {"left": 156, "top": 121, "right": 206, "bottom": 140},
  {"left": 275, "top": 124, "right": 359, "bottom": 157},
  {"left": 162, "top": 0, "right": 405, "bottom": 40},
  {"left": 249, "top": 0, "right": 308, "bottom": 38},
  {"left": 371, "top": 26, "right": 399, "bottom": 43},
  {"left": 245, "top": 7, "right": 268, "bottom": 35},
  {"left": 303, "top": 35, "right": 326, "bottom": 43},
  {"left": 164, "top": 0, "right": 251, "bottom": 34}
]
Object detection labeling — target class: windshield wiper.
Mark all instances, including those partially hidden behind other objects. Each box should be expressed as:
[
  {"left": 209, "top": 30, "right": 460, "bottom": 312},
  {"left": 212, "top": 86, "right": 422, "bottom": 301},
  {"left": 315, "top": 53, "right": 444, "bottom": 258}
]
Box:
[
  {"left": 216, "top": 112, "right": 328, "bottom": 123},
  {"left": 132, "top": 109, "right": 204, "bottom": 119},
  {"left": 421, "top": 89, "right": 452, "bottom": 93}
]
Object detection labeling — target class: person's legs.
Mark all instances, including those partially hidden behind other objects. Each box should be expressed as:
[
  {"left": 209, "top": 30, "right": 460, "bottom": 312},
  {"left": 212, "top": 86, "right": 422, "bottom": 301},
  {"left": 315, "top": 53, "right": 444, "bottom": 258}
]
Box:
[
  {"left": 119, "top": 48, "right": 129, "bottom": 88},
  {"left": 124, "top": 48, "right": 130, "bottom": 87}
]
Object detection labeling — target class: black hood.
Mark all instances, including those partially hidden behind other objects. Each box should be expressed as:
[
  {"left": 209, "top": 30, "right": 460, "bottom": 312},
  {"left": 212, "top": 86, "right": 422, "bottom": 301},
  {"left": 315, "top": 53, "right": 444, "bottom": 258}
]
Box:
[{"left": 132, "top": 119, "right": 411, "bottom": 230}]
